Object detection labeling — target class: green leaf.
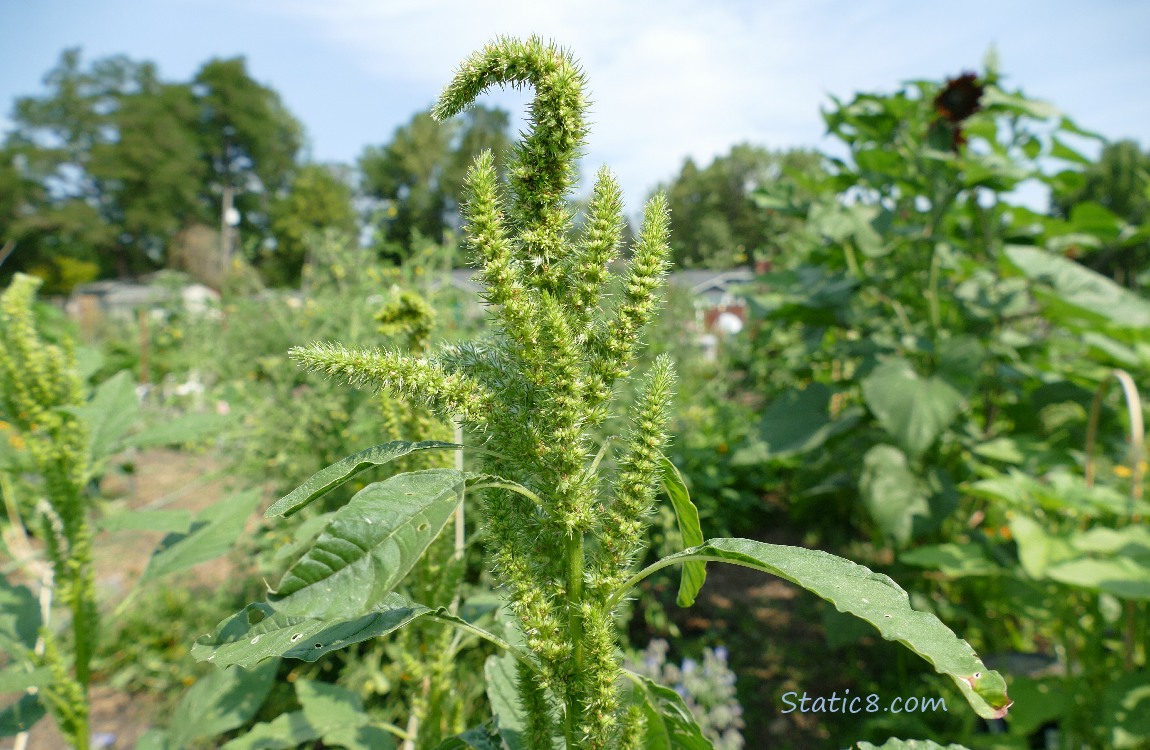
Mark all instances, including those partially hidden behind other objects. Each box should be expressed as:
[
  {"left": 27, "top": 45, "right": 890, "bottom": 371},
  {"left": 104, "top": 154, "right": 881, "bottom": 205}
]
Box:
[
  {"left": 140, "top": 488, "right": 261, "bottom": 585},
  {"left": 862, "top": 358, "right": 965, "bottom": 457},
  {"left": 1009, "top": 515, "right": 1074, "bottom": 579},
  {"left": 1050, "top": 136, "right": 1093, "bottom": 165},
  {"left": 297, "top": 678, "right": 366, "bottom": 726},
  {"left": 935, "top": 335, "right": 986, "bottom": 397},
  {"left": 859, "top": 445, "right": 932, "bottom": 547},
  {"left": 0, "top": 693, "right": 45, "bottom": 737},
  {"left": 97, "top": 508, "right": 192, "bottom": 534},
  {"left": 323, "top": 724, "right": 397, "bottom": 750},
  {"left": 640, "top": 538, "right": 1012, "bottom": 719},
  {"left": 1004, "top": 244, "right": 1150, "bottom": 338},
  {"left": 220, "top": 711, "right": 319, "bottom": 750},
  {"left": 295, "top": 679, "right": 396, "bottom": 749},
  {"left": 269, "top": 469, "right": 463, "bottom": 619},
  {"left": 270, "top": 511, "right": 335, "bottom": 566},
  {"left": 1058, "top": 116, "right": 1105, "bottom": 141},
  {"left": 0, "top": 578, "right": 41, "bottom": 651},
  {"left": 166, "top": 660, "right": 279, "bottom": 750},
  {"left": 626, "top": 671, "right": 715, "bottom": 750},
  {"left": 193, "top": 592, "right": 500, "bottom": 670},
  {"left": 1069, "top": 201, "right": 1123, "bottom": 241},
  {"left": 485, "top": 653, "right": 527, "bottom": 750},
  {"left": 265, "top": 440, "right": 461, "bottom": 518},
  {"left": 899, "top": 544, "right": 1000, "bottom": 578},
  {"left": 980, "top": 87, "right": 1059, "bottom": 120},
  {"left": 1100, "top": 670, "right": 1150, "bottom": 749},
  {"left": 74, "top": 370, "right": 139, "bottom": 461},
  {"left": 734, "top": 384, "right": 862, "bottom": 462},
  {"left": 1003, "top": 677, "right": 1069, "bottom": 737},
  {"left": 659, "top": 454, "right": 706, "bottom": 607},
  {"left": 435, "top": 723, "right": 504, "bottom": 750},
  {"left": 1045, "top": 558, "right": 1150, "bottom": 600},
  {"left": 0, "top": 665, "right": 52, "bottom": 692}
]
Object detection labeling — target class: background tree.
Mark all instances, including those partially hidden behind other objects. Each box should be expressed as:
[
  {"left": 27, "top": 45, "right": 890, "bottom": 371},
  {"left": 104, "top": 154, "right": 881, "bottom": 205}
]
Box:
[
  {"left": 359, "top": 105, "right": 510, "bottom": 264},
  {"left": 1, "top": 49, "right": 123, "bottom": 282},
  {"left": 0, "top": 49, "right": 306, "bottom": 288},
  {"left": 266, "top": 163, "right": 357, "bottom": 286},
  {"left": 192, "top": 57, "right": 304, "bottom": 255},
  {"left": 89, "top": 65, "right": 206, "bottom": 275},
  {"left": 1051, "top": 139, "right": 1150, "bottom": 288},
  {"left": 658, "top": 144, "right": 824, "bottom": 269}
]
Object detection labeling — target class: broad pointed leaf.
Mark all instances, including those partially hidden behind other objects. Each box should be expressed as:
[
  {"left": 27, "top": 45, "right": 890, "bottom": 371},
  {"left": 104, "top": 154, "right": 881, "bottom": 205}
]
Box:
[
  {"left": 166, "top": 659, "right": 279, "bottom": 750},
  {"left": 140, "top": 489, "right": 261, "bottom": 585},
  {"left": 626, "top": 671, "right": 714, "bottom": 750},
  {"left": 220, "top": 711, "right": 318, "bottom": 750},
  {"left": 1004, "top": 244, "right": 1150, "bottom": 339},
  {"left": 269, "top": 469, "right": 464, "bottom": 618},
  {"left": 733, "top": 384, "right": 862, "bottom": 463},
  {"left": 1046, "top": 558, "right": 1150, "bottom": 600},
  {"left": 899, "top": 544, "right": 1001, "bottom": 578},
  {"left": 485, "top": 653, "right": 527, "bottom": 750},
  {"left": 73, "top": 370, "right": 139, "bottom": 462},
  {"left": 659, "top": 454, "right": 706, "bottom": 606},
  {"left": 862, "top": 358, "right": 964, "bottom": 458},
  {"left": 641, "top": 538, "right": 1012, "bottom": 719},
  {"left": 0, "top": 578, "right": 40, "bottom": 651},
  {"left": 859, "top": 445, "right": 932, "bottom": 547},
  {"left": 193, "top": 592, "right": 500, "bottom": 670},
  {"left": 266, "top": 441, "right": 461, "bottom": 518},
  {"left": 97, "top": 508, "right": 192, "bottom": 534},
  {"left": 295, "top": 679, "right": 395, "bottom": 749}
]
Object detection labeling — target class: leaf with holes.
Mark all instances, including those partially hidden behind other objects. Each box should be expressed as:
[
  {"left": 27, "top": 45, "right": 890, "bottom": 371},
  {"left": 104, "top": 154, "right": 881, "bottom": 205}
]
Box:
[
  {"left": 265, "top": 441, "right": 461, "bottom": 518},
  {"left": 269, "top": 469, "right": 464, "bottom": 619},
  {"left": 635, "top": 538, "right": 1012, "bottom": 719}
]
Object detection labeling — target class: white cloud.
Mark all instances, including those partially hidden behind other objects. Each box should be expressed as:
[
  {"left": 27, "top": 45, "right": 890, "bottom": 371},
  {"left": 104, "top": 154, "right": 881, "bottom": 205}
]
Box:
[{"left": 252, "top": 0, "right": 1150, "bottom": 216}]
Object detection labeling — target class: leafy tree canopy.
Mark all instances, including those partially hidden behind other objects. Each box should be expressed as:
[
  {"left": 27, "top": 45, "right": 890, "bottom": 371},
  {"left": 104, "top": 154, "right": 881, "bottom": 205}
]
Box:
[
  {"left": 266, "top": 163, "right": 357, "bottom": 286},
  {"left": 1, "top": 48, "right": 304, "bottom": 288},
  {"left": 657, "top": 144, "right": 825, "bottom": 269},
  {"left": 1051, "top": 139, "right": 1150, "bottom": 287},
  {"left": 359, "top": 105, "right": 511, "bottom": 265}
]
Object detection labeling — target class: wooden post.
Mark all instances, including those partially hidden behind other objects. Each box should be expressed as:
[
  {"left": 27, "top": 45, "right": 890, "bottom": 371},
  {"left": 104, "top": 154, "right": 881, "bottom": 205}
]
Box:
[{"left": 137, "top": 308, "right": 150, "bottom": 385}]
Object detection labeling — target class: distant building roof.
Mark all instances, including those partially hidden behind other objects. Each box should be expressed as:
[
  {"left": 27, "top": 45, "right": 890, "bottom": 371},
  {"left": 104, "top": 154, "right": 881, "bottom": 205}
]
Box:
[
  {"left": 667, "top": 268, "right": 754, "bottom": 302},
  {"left": 441, "top": 267, "right": 754, "bottom": 300}
]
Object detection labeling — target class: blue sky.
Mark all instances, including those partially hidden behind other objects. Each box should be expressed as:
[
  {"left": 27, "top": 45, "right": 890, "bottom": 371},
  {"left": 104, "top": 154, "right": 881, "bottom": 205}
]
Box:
[{"left": 2, "top": 1, "right": 1148, "bottom": 216}]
